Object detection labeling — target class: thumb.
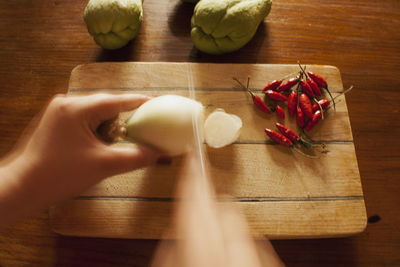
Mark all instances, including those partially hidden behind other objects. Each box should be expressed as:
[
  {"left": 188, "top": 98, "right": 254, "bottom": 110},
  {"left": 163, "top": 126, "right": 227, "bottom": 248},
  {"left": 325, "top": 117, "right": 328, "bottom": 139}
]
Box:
[{"left": 100, "top": 143, "right": 162, "bottom": 176}]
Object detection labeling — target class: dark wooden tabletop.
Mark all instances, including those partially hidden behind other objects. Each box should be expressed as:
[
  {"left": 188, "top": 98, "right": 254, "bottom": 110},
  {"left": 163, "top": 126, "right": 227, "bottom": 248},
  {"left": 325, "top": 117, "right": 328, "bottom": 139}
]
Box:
[{"left": 1, "top": 0, "right": 399, "bottom": 266}]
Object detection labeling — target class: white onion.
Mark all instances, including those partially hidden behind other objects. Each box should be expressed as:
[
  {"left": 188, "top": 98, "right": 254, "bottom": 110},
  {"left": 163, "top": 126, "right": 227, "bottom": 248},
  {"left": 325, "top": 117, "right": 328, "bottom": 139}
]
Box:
[{"left": 125, "top": 95, "right": 204, "bottom": 156}]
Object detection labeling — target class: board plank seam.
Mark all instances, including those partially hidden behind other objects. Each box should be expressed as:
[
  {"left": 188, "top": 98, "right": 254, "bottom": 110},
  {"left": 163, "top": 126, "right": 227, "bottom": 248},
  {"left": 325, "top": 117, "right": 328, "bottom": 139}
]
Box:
[
  {"left": 75, "top": 196, "right": 364, "bottom": 202},
  {"left": 115, "top": 140, "right": 354, "bottom": 145},
  {"left": 69, "top": 87, "right": 346, "bottom": 93}
]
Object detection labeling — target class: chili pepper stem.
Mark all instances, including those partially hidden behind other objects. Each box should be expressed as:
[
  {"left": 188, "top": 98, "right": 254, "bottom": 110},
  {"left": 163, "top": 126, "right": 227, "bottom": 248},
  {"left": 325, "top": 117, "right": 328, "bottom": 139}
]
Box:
[
  {"left": 233, "top": 77, "right": 248, "bottom": 90},
  {"left": 325, "top": 99, "right": 343, "bottom": 111},
  {"left": 282, "top": 70, "right": 301, "bottom": 81},
  {"left": 298, "top": 63, "right": 316, "bottom": 88},
  {"left": 332, "top": 85, "right": 354, "bottom": 101},
  {"left": 324, "top": 87, "right": 336, "bottom": 111},
  {"left": 295, "top": 81, "right": 301, "bottom": 108},
  {"left": 247, "top": 90, "right": 255, "bottom": 97},
  {"left": 300, "top": 129, "right": 314, "bottom": 143},
  {"left": 298, "top": 62, "right": 309, "bottom": 78},
  {"left": 233, "top": 77, "right": 254, "bottom": 96},
  {"left": 292, "top": 145, "right": 319, "bottom": 158},
  {"left": 299, "top": 137, "right": 316, "bottom": 148},
  {"left": 314, "top": 98, "right": 325, "bottom": 119}
]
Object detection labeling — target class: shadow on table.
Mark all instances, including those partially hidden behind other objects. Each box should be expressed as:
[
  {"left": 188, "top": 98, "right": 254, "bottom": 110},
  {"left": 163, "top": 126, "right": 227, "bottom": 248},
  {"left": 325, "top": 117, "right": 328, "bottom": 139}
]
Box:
[
  {"left": 168, "top": 1, "right": 194, "bottom": 38},
  {"left": 95, "top": 38, "right": 141, "bottom": 63},
  {"left": 187, "top": 22, "right": 271, "bottom": 64},
  {"left": 271, "top": 237, "right": 357, "bottom": 266},
  {"left": 53, "top": 236, "right": 158, "bottom": 267},
  {"left": 52, "top": 235, "right": 357, "bottom": 266}
]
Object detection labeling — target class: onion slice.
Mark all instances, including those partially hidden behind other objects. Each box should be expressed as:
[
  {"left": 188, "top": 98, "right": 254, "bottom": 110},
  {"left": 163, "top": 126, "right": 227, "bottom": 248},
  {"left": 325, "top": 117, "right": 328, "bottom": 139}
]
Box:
[{"left": 204, "top": 109, "right": 242, "bottom": 148}]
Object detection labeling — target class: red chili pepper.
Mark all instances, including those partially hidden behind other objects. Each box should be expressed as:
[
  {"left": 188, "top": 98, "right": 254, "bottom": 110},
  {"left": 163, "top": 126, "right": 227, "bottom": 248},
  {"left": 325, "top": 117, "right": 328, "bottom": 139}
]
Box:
[
  {"left": 307, "top": 71, "right": 328, "bottom": 89},
  {"left": 307, "top": 79, "right": 322, "bottom": 97},
  {"left": 277, "top": 78, "right": 299, "bottom": 92},
  {"left": 250, "top": 93, "right": 272, "bottom": 114},
  {"left": 262, "top": 80, "right": 282, "bottom": 92},
  {"left": 275, "top": 105, "right": 285, "bottom": 119},
  {"left": 299, "top": 93, "right": 314, "bottom": 119},
  {"left": 312, "top": 99, "right": 331, "bottom": 112},
  {"left": 300, "top": 80, "right": 315, "bottom": 98},
  {"left": 275, "top": 123, "right": 299, "bottom": 143},
  {"left": 308, "top": 71, "right": 336, "bottom": 110},
  {"left": 296, "top": 106, "right": 305, "bottom": 128},
  {"left": 304, "top": 110, "right": 322, "bottom": 131},
  {"left": 265, "top": 90, "right": 287, "bottom": 102},
  {"left": 287, "top": 91, "right": 298, "bottom": 117},
  {"left": 265, "top": 128, "right": 293, "bottom": 147},
  {"left": 233, "top": 77, "right": 272, "bottom": 114}
]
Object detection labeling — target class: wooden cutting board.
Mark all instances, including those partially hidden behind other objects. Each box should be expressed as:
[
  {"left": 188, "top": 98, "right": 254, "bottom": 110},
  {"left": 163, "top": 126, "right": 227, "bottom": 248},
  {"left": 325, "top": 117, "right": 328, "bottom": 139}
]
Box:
[{"left": 50, "top": 62, "right": 366, "bottom": 239}]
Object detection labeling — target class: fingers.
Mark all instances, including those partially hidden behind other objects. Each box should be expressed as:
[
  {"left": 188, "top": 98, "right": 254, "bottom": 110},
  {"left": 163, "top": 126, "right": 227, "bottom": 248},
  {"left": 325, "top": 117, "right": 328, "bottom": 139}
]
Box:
[
  {"left": 217, "top": 202, "right": 264, "bottom": 267},
  {"left": 99, "top": 143, "right": 161, "bottom": 176},
  {"left": 217, "top": 202, "right": 283, "bottom": 267},
  {"left": 77, "top": 93, "right": 151, "bottom": 121},
  {"left": 255, "top": 240, "right": 285, "bottom": 267}
]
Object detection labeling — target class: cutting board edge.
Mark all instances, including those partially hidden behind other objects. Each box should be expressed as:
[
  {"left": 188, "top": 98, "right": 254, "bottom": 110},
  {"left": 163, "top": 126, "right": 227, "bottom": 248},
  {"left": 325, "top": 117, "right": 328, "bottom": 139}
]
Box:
[
  {"left": 69, "top": 62, "right": 342, "bottom": 80},
  {"left": 49, "top": 198, "right": 367, "bottom": 240},
  {"left": 49, "top": 229, "right": 367, "bottom": 240}
]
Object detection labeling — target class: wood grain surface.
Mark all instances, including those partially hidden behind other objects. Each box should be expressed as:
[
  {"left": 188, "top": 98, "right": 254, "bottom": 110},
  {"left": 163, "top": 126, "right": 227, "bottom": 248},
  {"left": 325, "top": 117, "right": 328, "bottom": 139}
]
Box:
[
  {"left": 0, "top": 0, "right": 399, "bottom": 266},
  {"left": 50, "top": 62, "right": 365, "bottom": 239},
  {"left": 51, "top": 199, "right": 366, "bottom": 240}
]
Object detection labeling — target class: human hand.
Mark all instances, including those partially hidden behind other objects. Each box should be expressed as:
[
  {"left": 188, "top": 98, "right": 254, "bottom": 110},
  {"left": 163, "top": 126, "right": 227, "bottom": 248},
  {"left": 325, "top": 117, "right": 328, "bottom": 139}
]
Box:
[
  {"left": 151, "top": 151, "right": 283, "bottom": 267},
  {"left": 0, "top": 93, "right": 161, "bottom": 226}
]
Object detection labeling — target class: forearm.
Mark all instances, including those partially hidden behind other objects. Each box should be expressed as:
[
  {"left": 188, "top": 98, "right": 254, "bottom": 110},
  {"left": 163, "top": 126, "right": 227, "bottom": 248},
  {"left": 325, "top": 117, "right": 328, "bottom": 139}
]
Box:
[{"left": 0, "top": 154, "right": 45, "bottom": 227}]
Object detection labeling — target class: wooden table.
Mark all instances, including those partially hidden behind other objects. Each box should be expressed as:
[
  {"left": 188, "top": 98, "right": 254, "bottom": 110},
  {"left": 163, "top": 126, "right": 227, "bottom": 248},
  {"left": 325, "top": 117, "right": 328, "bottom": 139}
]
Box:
[{"left": 0, "top": 0, "right": 399, "bottom": 266}]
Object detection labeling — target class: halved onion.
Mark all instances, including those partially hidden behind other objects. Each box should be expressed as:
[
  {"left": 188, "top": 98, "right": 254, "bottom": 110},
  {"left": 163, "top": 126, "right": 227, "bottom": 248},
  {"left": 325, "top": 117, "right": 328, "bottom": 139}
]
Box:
[{"left": 125, "top": 95, "right": 204, "bottom": 156}]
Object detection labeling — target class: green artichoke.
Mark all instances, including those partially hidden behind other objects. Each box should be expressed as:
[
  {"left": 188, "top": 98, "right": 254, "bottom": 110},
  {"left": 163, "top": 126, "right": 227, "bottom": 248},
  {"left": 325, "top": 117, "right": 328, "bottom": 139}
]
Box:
[
  {"left": 191, "top": 0, "right": 272, "bottom": 54},
  {"left": 84, "top": 0, "right": 143, "bottom": 50}
]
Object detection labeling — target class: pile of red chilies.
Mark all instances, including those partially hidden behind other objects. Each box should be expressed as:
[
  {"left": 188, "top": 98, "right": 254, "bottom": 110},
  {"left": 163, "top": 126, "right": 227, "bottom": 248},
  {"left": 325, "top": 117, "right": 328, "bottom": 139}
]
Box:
[{"left": 238, "top": 65, "right": 336, "bottom": 152}]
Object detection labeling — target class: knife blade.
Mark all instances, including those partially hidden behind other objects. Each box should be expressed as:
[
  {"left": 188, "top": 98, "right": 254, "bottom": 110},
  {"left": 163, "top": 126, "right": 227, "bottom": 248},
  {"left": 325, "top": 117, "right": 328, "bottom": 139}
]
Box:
[{"left": 186, "top": 63, "right": 208, "bottom": 178}]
